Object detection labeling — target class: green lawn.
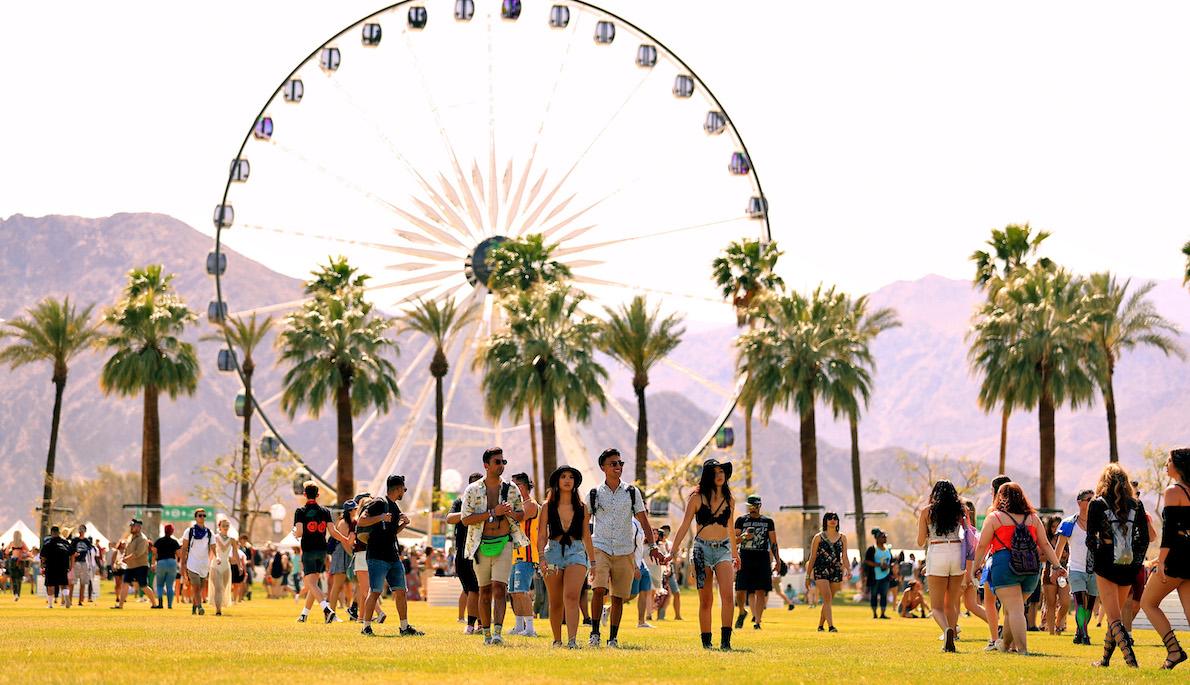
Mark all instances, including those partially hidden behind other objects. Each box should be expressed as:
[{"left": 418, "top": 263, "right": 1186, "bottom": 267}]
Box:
[{"left": 2, "top": 585, "right": 1184, "bottom": 683}]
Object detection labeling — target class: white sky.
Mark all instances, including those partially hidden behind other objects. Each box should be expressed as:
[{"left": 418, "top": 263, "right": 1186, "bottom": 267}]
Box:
[{"left": 3, "top": 0, "right": 1189, "bottom": 294}]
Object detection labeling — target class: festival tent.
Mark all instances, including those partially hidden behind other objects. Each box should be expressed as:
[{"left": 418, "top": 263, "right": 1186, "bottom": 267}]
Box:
[
  {"left": 277, "top": 532, "right": 300, "bottom": 550},
  {"left": 1, "top": 520, "right": 37, "bottom": 546},
  {"left": 84, "top": 522, "right": 110, "bottom": 549}
]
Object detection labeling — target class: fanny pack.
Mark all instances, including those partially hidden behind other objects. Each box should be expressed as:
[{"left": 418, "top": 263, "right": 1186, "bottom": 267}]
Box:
[{"left": 479, "top": 535, "right": 510, "bottom": 558}]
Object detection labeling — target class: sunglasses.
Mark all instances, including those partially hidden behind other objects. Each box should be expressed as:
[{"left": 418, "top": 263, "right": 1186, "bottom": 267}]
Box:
[
  {"left": 490, "top": 459, "right": 507, "bottom": 465},
  {"left": 196, "top": 514, "right": 206, "bottom": 518},
  {"left": 605, "top": 460, "right": 625, "bottom": 467}
]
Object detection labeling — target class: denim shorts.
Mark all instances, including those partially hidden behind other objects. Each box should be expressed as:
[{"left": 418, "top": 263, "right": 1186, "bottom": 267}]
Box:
[
  {"left": 1068, "top": 570, "right": 1098, "bottom": 596},
  {"left": 693, "top": 537, "right": 733, "bottom": 589},
  {"left": 988, "top": 550, "right": 1039, "bottom": 596},
  {"left": 543, "top": 541, "right": 588, "bottom": 570},
  {"left": 366, "top": 557, "right": 407, "bottom": 593},
  {"left": 509, "top": 560, "right": 536, "bottom": 593},
  {"left": 630, "top": 564, "right": 653, "bottom": 596}
]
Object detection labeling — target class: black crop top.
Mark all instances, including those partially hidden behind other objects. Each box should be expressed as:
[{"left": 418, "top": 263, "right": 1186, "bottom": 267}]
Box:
[
  {"left": 695, "top": 496, "right": 731, "bottom": 528},
  {"left": 548, "top": 500, "right": 586, "bottom": 547}
]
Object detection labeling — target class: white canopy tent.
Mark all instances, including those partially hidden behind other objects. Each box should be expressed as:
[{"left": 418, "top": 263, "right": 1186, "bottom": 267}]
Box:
[
  {"left": 84, "top": 522, "right": 110, "bottom": 549},
  {"left": 1, "top": 520, "right": 37, "bottom": 546}
]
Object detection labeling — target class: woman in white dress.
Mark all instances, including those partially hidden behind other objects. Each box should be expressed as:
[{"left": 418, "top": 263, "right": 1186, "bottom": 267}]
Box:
[{"left": 210, "top": 519, "right": 242, "bottom": 616}]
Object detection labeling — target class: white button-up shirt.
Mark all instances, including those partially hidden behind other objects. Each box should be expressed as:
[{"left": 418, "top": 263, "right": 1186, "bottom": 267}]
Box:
[
  {"left": 460, "top": 478, "right": 528, "bottom": 560},
  {"left": 590, "top": 481, "right": 646, "bottom": 556}
]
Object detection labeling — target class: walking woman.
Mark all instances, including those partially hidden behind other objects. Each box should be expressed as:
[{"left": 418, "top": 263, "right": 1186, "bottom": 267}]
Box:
[
  {"left": 668, "top": 459, "right": 740, "bottom": 650},
  {"left": 209, "top": 518, "right": 242, "bottom": 616},
  {"left": 327, "top": 499, "right": 358, "bottom": 615},
  {"left": 917, "top": 480, "right": 966, "bottom": 652},
  {"left": 971, "top": 482, "right": 1066, "bottom": 656},
  {"left": 805, "top": 512, "right": 845, "bottom": 632},
  {"left": 864, "top": 529, "right": 893, "bottom": 619},
  {"left": 535, "top": 465, "right": 594, "bottom": 648},
  {"left": 3, "top": 531, "right": 29, "bottom": 602},
  {"left": 1087, "top": 463, "right": 1150, "bottom": 668},
  {"left": 959, "top": 500, "right": 987, "bottom": 625},
  {"left": 1041, "top": 515, "right": 1070, "bottom": 634},
  {"left": 152, "top": 525, "right": 180, "bottom": 609},
  {"left": 1140, "top": 447, "right": 1190, "bottom": 670}
]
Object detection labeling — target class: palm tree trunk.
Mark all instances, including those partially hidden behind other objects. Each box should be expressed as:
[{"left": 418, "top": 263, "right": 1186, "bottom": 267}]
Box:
[
  {"left": 634, "top": 382, "right": 648, "bottom": 487},
  {"left": 998, "top": 405, "right": 1010, "bottom": 475},
  {"left": 39, "top": 374, "right": 67, "bottom": 540},
  {"left": 799, "top": 398, "right": 819, "bottom": 553},
  {"left": 745, "top": 403, "right": 754, "bottom": 492},
  {"left": 1038, "top": 371, "right": 1056, "bottom": 510},
  {"left": 1104, "top": 368, "right": 1119, "bottom": 463},
  {"left": 143, "top": 384, "right": 162, "bottom": 534},
  {"left": 335, "top": 378, "right": 355, "bottom": 502},
  {"left": 849, "top": 411, "right": 867, "bottom": 555},
  {"left": 432, "top": 372, "right": 445, "bottom": 510},
  {"left": 239, "top": 366, "right": 253, "bottom": 531},
  {"left": 540, "top": 402, "right": 558, "bottom": 480},
  {"left": 528, "top": 410, "right": 540, "bottom": 500}
]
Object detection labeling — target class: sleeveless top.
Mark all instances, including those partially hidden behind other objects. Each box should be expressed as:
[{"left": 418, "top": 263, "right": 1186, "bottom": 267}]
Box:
[
  {"left": 547, "top": 501, "right": 586, "bottom": 548},
  {"left": 214, "top": 534, "right": 232, "bottom": 564},
  {"left": 813, "top": 534, "right": 844, "bottom": 574},
  {"left": 186, "top": 526, "right": 212, "bottom": 575},
  {"left": 988, "top": 513, "right": 1036, "bottom": 554},
  {"left": 928, "top": 521, "right": 962, "bottom": 543},
  {"left": 695, "top": 496, "right": 731, "bottom": 529},
  {"left": 1161, "top": 483, "right": 1190, "bottom": 579}
]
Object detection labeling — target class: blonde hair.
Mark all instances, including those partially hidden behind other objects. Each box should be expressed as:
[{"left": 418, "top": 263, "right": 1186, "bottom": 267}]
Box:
[{"left": 1094, "top": 463, "right": 1136, "bottom": 513}]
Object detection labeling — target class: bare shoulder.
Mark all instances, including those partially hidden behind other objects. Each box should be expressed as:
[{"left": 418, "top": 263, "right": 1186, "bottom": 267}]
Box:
[{"left": 1166, "top": 484, "right": 1190, "bottom": 505}]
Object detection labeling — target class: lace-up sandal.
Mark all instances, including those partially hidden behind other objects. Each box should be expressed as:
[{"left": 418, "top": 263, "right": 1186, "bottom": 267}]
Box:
[{"left": 1161, "top": 630, "right": 1187, "bottom": 670}]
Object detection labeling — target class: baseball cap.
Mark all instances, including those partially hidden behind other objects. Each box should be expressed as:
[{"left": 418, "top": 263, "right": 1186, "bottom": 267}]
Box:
[{"left": 746, "top": 495, "right": 762, "bottom": 506}]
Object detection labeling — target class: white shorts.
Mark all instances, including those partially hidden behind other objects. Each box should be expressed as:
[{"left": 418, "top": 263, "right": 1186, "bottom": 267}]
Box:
[
  {"left": 926, "top": 542, "right": 964, "bottom": 577},
  {"left": 353, "top": 551, "right": 369, "bottom": 573}
]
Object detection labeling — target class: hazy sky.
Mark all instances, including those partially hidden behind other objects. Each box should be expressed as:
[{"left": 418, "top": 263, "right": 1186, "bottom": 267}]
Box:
[{"left": 3, "top": 1, "right": 1188, "bottom": 294}]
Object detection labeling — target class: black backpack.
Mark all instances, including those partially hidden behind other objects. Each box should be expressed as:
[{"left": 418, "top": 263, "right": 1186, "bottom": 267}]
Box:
[{"left": 994, "top": 512, "right": 1040, "bottom": 575}]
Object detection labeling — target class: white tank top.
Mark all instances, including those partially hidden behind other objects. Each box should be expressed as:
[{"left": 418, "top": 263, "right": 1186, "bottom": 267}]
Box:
[{"left": 186, "top": 526, "right": 212, "bottom": 575}]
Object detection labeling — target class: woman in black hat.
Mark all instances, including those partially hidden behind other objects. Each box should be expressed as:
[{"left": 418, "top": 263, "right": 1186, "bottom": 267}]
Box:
[
  {"left": 536, "top": 465, "right": 595, "bottom": 648},
  {"left": 667, "top": 458, "right": 739, "bottom": 650}
]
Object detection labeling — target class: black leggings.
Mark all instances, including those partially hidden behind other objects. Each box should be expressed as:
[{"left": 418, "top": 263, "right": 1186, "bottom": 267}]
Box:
[
  {"left": 9, "top": 574, "right": 21, "bottom": 597},
  {"left": 870, "top": 576, "right": 890, "bottom": 614}
]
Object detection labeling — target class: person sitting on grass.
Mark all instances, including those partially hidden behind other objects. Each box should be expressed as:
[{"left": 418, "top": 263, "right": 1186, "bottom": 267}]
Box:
[{"left": 897, "top": 578, "right": 930, "bottom": 618}]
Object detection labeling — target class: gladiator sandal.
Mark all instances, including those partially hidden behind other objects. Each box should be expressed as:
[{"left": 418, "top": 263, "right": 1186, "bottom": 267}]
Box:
[
  {"left": 1161, "top": 630, "right": 1188, "bottom": 670},
  {"left": 1092, "top": 629, "right": 1116, "bottom": 667},
  {"left": 1113, "top": 621, "right": 1138, "bottom": 668}
]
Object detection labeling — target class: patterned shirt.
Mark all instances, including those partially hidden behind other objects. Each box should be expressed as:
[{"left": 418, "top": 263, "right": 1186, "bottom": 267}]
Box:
[
  {"left": 591, "top": 481, "right": 647, "bottom": 556},
  {"left": 460, "top": 478, "right": 529, "bottom": 560}
]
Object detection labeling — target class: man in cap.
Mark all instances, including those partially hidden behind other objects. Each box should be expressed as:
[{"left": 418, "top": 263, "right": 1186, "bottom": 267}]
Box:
[
  {"left": 446, "top": 472, "right": 484, "bottom": 634},
  {"left": 508, "top": 472, "right": 541, "bottom": 637},
  {"left": 115, "top": 519, "right": 158, "bottom": 609},
  {"left": 734, "top": 494, "right": 780, "bottom": 629},
  {"left": 70, "top": 524, "right": 95, "bottom": 607},
  {"left": 357, "top": 474, "right": 422, "bottom": 636}
]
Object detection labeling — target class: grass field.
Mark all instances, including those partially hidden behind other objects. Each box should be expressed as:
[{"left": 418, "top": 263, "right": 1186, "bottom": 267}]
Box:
[{"left": 2, "top": 584, "right": 1186, "bottom": 684}]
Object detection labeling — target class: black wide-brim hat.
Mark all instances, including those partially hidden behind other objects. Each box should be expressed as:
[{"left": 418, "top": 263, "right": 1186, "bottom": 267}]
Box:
[
  {"left": 701, "top": 458, "right": 733, "bottom": 481},
  {"left": 548, "top": 465, "right": 583, "bottom": 491}
]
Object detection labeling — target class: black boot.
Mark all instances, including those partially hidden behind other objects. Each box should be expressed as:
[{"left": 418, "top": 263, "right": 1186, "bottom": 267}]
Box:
[
  {"left": 720, "top": 627, "right": 733, "bottom": 651},
  {"left": 701, "top": 632, "right": 713, "bottom": 649}
]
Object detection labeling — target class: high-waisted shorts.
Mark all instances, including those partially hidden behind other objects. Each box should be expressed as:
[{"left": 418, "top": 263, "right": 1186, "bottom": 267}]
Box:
[
  {"left": 543, "top": 540, "right": 588, "bottom": 570},
  {"left": 692, "top": 537, "right": 733, "bottom": 589},
  {"left": 988, "top": 550, "right": 1039, "bottom": 596},
  {"left": 926, "top": 541, "right": 965, "bottom": 577}
]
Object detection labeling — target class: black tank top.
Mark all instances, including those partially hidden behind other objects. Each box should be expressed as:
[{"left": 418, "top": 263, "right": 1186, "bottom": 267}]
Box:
[
  {"left": 548, "top": 500, "right": 586, "bottom": 547},
  {"left": 695, "top": 495, "right": 730, "bottom": 529}
]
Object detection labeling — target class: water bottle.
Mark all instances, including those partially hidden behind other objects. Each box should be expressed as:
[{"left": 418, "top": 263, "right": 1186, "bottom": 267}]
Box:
[{"left": 1057, "top": 575, "right": 1068, "bottom": 589}]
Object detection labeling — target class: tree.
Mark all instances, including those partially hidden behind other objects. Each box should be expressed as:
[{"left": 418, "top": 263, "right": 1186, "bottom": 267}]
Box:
[
  {"left": 401, "top": 296, "right": 478, "bottom": 509},
  {"left": 969, "top": 223, "right": 1052, "bottom": 474},
  {"left": 1136, "top": 444, "right": 1174, "bottom": 515},
  {"left": 712, "top": 238, "right": 785, "bottom": 491},
  {"left": 1083, "top": 274, "right": 1184, "bottom": 462},
  {"left": 54, "top": 466, "right": 141, "bottom": 541},
  {"left": 201, "top": 313, "right": 274, "bottom": 530},
  {"left": 479, "top": 284, "right": 607, "bottom": 478},
  {"left": 100, "top": 266, "right": 200, "bottom": 533},
  {"left": 866, "top": 451, "right": 987, "bottom": 515},
  {"left": 192, "top": 443, "right": 299, "bottom": 535},
  {"left": 1, "top": 298, "right": 100, "bottom": 539},
  {"left": 279, "top": 259, "right": 400, "bottom": 501},
  {"left": 738, "top": 286, "right": 867, "bottom": 549},
  {"left": 969, "top": 265, "right": 1095, "bottom": 508},
  {"left": 824, "top": 295, "right": 900, "bottom": 554},
  {"left": 485, "top": 233, "right": 572, "bottom": 293},
  {"left": 599, "top": 295, "right": 685, "bottom": 488}
]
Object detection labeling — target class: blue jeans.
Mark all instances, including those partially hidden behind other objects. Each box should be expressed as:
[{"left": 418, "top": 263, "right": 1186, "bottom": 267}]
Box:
[
  {"left": 155, "top": 559, "right": 177, "bottom": 607},
  {"left": 870, "top": 575, "right": 890, "bottom": 614},
  {"left": 366, "top": 557, "right": 407, "bottom": 593},
  {"left": 509, "top": 561, "right": 536, "bottom": 593}
]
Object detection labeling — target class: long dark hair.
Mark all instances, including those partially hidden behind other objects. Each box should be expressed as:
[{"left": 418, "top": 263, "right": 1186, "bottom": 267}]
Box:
[
  {"left": 697, "top": 465, "right": 732, "bottom": 510},
  {"left": 1170, "top": 448, "right": 1190, "bottom": 485},
  {"left": 821, "top": 512, "right": 840, "bottom": 532},
  {"left": 927, "top": 480, "right": 962, "bottom": 536},
  {"left": 546, "top": 482, "right": 585, "bottom": 541}
]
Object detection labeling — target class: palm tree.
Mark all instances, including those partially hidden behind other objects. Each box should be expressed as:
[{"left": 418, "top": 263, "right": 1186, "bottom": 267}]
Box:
[
  {"left": 479, "top": 284, "right": 607, "bottom": 478},
  {"left": 485, "top": 233, "right": 572, "bottom": 293},
  {"left": 1, "top": 298, "right": 99, "bottom": 539},
  {"left": 201, "top": 313, "right": 274, "bottom": 529},
  {"left": 1183, "top": 241, "right": 1190, "bottom": 287},
  {"left": 824, "top": 295, "right": 900, "bottom": 554},
  {"left": 401, "top": 296, "right": 478, "bottom": 509},
  {"left": 100, "top": 266, "right": 200, "bottom": 533},
  {"left": 599, "top": 295, "right": 685, "bottom": 488},
  {"left": 738, "top": 286, "right": 867, "bottom": 550},
  {"left": 969, "top": 265, "right": 1095, "bottom": 508},
  {"left": 969, "top": 223, "right": 1052, "bottom": 474},
  {"left": 279, "top": 260, "right": 399, "bottom": 501},
  {"left": 712, "top": 238, "right": 785, "bottom": 491},
  {"left": 1083, "top": 273, "right": 1184, "bottom": 462}
]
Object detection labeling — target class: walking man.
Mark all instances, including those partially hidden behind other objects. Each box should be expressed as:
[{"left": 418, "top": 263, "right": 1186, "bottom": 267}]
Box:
[
  {"left": 459, "top": 447, "right": 528, "bottom": 645},
  {"left": 292, "top": 481, "right": 340, "bottom": 624},
  {"left": 508, "top": 472, "right": 541, "bottom": 637},
  {"left": 1055, "top": 489, "right": 1098, "bottom": 645},
  {"left": 358, "top": 475, "right": 423, "bottom": 636},
  {"left": 446, "top": 473, "right": 483, "bottom": 634},
  {"left": 71, "top": 524, "right": 95, "bottom": 607},
  {"left": 40, "top": 526, "right": 71, "bottom": 609},
  {"left": 115, "top": 519, "right": 158, "bottom": 609},
  {"left": 588, "top": 448, "right": 661, "bottom": 648},
  {"left": 734, "top": 495, "right": 781, "bottom": 629},
  {"left": 180, "top": 509, "right": 213, "bottom": 615}
]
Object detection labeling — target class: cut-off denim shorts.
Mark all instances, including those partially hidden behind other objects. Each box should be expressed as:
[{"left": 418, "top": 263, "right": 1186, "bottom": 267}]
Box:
[
  {"left": 692, "top": 537, "right": 732, "bottom": 589},
  {"left": 543, "top": 540, "right": 588, "bottom": 570}
]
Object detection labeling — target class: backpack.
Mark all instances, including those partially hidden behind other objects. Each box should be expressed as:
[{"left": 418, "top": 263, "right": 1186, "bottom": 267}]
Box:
[
  {"left": 589, "top": 485, "right": 637, "bottom": 527},
  {"left": 994, "top": 512, "right": 1040, "bottom": 575},
  {"left": 1102, "top": 500, "right": 1148, "bottom": 566}
]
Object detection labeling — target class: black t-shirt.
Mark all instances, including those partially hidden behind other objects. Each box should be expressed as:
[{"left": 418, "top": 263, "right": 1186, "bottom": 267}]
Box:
[
  {"left": 71, "top": 537, "right": 93, "bottom": 563},
  {"left": 154, "top": 535, "right": 181, "bottom": 561},
  {"left": 364, "top": 497, "right": 401, "bottom": 562},
  {"left": 293, "top": 501, "right": 333, "bottom": 553},
  {"left": 450, "top": 498, "right": 467, "bottom": 553},
  {"left": 41, "top": 536, "right": 72, "bottom": 572},
  {"left": 735, "top": 515, "right": 775, "bottom": 555}
]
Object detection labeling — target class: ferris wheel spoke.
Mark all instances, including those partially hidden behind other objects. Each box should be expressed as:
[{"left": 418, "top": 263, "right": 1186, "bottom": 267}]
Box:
[
  {"left": 571, "top": 273, "right": 725, "bottom": 305},
  {"left": 227, "top": 298, "right": 310, "bottom": 319},
  {"left": 533, "top": 172, "right": 644, "bottom": 241},
  {"left": 659, "top": 358, "right": 735, "bottom": 399},
  {"left": 235, "top": 223, "right": 407, "bottom": 253},
  {"left": 553, "top": 216, "right": 748, "bottom": 257},
  {"left": 597, "top": 379, "right": 669, "bottom": 462}
]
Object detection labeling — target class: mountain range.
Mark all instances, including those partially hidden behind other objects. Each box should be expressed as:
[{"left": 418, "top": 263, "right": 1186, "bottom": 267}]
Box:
[{"left": 1, "top": 213, "right": 1188, "bottom": 530}]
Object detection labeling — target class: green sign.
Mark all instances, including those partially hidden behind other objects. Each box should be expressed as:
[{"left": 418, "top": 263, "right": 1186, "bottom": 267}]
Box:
[{"left": 161, "top": 505, "right": 211, "bottom": 522}]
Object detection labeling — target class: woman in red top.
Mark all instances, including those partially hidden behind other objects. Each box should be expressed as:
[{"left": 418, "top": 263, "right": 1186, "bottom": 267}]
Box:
[{"left": 971, "top": 483, "right": 1066, "bottom": 656}]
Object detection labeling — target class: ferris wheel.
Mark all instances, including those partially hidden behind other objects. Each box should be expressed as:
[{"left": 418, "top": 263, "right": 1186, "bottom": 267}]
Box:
[{"left": 209, "top": 0, "right": 771, "bottom": 504}]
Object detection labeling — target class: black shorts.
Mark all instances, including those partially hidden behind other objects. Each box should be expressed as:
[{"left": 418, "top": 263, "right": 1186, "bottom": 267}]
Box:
[
  {"left": 456, "top": 557, "right": 479, "bottom": 594},
  {"left": 301, "top": 551, "right": 327, "bottom": 576},
  {"left": 736, "top": 555, "right": 773, "bottom": 593},
  {"left": 123, "top": 566, "right": 149, "bottom": 587},
  {"left": 231, "top": 565, "right": 245, "bottom": 584},
  {"left": 45, "top": 569, "right": 69, "bottom": 587}
]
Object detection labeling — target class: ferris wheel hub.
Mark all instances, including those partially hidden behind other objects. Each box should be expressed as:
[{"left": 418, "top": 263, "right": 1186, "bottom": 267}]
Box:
[{"left": 464, "top": 235, "right": 508, "bottom": 288}]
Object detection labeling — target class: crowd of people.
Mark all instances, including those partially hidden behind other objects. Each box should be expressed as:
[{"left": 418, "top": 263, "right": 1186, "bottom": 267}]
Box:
[{"left": 4, "top": 445, "right": 1187, "bottom": 670}]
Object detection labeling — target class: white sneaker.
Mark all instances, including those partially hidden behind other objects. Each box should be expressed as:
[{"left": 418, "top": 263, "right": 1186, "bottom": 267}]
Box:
[
  {"left": 464, "top": 625, "right": 475, "bottom": 635},
  {"left": 638, "top": 622, "right": 654, "bottom": 629},
  {"left": 507, "top": 625, "right": 523, "bottom": 636},
  {"left": 601, "top": 608, "right": 609, "bottom": 626},
  {"left": 490, "top": 634, "right": 504, "bottom": 645},
  {"left": 522, "top": 629, "right": 538, "bottom": 638}
]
